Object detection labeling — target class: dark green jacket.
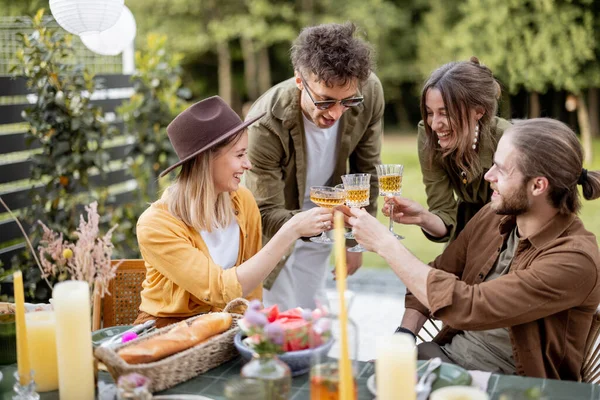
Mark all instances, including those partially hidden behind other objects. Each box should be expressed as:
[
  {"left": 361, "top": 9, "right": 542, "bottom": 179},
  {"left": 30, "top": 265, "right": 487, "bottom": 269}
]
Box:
[
  {"left": 245, "top": 74, "right": 384, "bottom": 289},
  {"left": 418, "top": 116, "right": 512, "bottom": 243}
]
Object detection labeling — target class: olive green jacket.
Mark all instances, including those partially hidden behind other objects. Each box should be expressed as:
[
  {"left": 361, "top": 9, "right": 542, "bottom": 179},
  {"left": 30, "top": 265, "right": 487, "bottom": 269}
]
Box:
[
  {"left": 418, "top": 116, "right": 512, "bottom": 243},
  {"left": 245, "top": 74, "right": 384, "bottom": 289}
]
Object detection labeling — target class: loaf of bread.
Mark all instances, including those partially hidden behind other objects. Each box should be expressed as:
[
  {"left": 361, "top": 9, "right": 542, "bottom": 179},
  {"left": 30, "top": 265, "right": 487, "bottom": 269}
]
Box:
[{"left": 118, "top": 312, "right": 232, "bottom": 364}]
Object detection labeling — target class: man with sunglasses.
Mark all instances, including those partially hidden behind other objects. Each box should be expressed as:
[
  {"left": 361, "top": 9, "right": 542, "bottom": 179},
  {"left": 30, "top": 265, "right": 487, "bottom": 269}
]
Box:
[{"left": 245, "top": 22, "right": 384, "bottom": 310}]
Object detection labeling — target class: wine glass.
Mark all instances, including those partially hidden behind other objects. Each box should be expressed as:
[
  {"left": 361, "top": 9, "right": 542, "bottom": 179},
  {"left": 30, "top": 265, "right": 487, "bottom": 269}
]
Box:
[
  {"left": 375, "top": 164, "right": 404, "bottom": 240},
  {"left": 340, "top": 173, "right": 371, "bottom": 252},
  {"left": 309, "top": 186, "right": 345, "bottom": 244}
]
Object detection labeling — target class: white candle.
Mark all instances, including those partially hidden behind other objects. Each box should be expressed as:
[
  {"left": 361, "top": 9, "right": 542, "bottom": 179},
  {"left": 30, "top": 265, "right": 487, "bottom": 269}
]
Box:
[
  {"left": 26, "top": 311, "right": 59, "bottom": 392},
  {"left": 53, "top": 281, "right": 95, "bottom": 400},
  {"left": 376, "top": 333, "right": 416, "bottom": 400}
]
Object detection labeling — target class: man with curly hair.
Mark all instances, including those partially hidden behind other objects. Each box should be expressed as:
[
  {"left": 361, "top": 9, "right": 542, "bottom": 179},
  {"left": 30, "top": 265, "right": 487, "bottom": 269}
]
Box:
[{"left": 245, "top": 22, "right": 384, "bottom": 310}]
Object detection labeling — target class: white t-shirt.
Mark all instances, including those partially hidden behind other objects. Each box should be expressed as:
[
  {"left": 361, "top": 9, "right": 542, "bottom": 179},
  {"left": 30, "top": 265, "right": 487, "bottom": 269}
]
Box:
[
  {"left": 301, "top": 114, "right": 341, "bottom": 211},
  {"left": 199, "top": 218, "right": 240, "bottom": 270}
]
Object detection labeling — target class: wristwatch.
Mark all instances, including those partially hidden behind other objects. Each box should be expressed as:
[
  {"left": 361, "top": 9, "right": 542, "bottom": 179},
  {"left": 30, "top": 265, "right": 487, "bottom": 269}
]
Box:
[{"left": 394, "top": 326, "right": 417, "bottom": 341}]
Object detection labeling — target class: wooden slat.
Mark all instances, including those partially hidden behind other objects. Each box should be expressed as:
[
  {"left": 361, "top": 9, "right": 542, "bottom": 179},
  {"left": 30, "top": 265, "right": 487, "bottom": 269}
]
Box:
[
  {"left": 0, "top": 160, "right": 31, "bottom": 183},
  {"left": 0, "top": 75, "right": 133, "bottom": 97},
  {"left": 106, "top": 143, "right": 132, "bottom": 160},
  {"left": 0, "top": 121, "right": 126, "bottom": 155},
  {"left": 0, "top": 131, "right": 41, "bottom": 154},
  {"left": 0, "top": 219, "right": 31, "bottom": 244},
  {"left": 0, "top": 242, "right": 26, "bottom": 269},
  {"left": 0, "top": 76, "right": 28, "bottom": 96},
  {"left": 0, "top": 168, "right": 133, "bottom": 212},
  {"left": 0, "top": 98, "right": 126, "bottom": 125},
  {"left": 0, "top": 103, "right": 27, "bottom": 125}
]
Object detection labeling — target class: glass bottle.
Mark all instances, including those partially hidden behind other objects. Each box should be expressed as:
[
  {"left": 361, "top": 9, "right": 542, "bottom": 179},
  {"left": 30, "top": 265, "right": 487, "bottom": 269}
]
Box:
[
  {"left": 309, "top": 290, "right": 359, "bottom": 400},
  {"left": 240, "top": 353, "right": 291, "bottom": 400}
]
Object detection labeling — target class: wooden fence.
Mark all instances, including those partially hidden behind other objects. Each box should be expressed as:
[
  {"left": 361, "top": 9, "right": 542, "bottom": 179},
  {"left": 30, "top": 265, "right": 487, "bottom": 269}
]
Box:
[{"left": 0, "top": 74, "right": 135, "bottom": 268}]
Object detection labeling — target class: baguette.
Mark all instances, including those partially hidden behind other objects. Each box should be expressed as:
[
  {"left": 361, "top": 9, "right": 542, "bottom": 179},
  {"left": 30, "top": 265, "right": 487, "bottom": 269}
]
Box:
[{"left": 118, "top": 312, "right": 233, "bottom": 364}]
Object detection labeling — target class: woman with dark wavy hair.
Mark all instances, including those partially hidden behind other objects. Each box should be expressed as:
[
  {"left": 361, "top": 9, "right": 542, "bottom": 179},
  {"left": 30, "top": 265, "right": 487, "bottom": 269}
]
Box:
[{"left": 385, "top": 57, "right": 511, "bottom": 243}]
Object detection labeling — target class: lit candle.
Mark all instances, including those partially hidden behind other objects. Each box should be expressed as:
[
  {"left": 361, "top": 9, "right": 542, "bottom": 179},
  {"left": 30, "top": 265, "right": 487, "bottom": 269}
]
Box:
[
  {"left": 26, "top": 311, "right": 59, "bottom": 391},
  {"left": 333, "top": 211, "right": 353, "bottom": 400},
  {"left": 53, "top": 280, "right": 95, "bottom": 400},
  {"left": 376, "top": 334, "right": 416, "bottom": 400},
  {"left": 13, "top": 270, "right": 31, "bottom": 385}
]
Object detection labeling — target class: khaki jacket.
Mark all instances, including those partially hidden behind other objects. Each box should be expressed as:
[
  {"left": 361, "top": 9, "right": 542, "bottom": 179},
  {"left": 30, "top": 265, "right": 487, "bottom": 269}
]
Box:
[
  {"left": 245, "top": 74, "right": 384, "bottom": 289},
  {"left": 418, "top": 117, "right": 512, "bottom": 242},
  {"left": 406, "top": 204, "right": 600, "bottom": 380}
]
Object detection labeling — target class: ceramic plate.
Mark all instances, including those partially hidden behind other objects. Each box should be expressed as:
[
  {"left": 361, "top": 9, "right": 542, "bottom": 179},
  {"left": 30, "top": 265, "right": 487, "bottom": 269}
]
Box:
[
  {"left": 366, "top": 360, "right": 472, "bottom": 397},
  {"left": 91, "top": 325, "right": 133, "bottom": 348}
]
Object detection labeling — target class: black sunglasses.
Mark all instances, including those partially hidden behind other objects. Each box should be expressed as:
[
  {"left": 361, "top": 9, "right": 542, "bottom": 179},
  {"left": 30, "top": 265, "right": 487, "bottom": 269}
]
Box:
[{"left": 301, "top": 77, "right": 364, "bottom": 110}]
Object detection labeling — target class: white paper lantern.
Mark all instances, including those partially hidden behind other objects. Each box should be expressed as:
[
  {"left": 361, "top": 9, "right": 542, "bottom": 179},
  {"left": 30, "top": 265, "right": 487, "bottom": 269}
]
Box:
[
  {"left": 49, "top": 0, "right": 124, "bottom": 35},
  {"left": 80, "top": 6, "right": 136, "bottom": 56}
]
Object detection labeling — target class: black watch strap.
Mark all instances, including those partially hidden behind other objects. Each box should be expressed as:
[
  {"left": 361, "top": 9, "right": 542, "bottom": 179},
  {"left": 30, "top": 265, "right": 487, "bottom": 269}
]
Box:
[{"left": 394, "top": 326, "right": 417, "bottom": 341}]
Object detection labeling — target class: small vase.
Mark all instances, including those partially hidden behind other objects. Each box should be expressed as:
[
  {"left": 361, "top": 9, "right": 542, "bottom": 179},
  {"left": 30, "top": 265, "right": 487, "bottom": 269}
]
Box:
[{"left": 240, "top": 353, "right": 291, "bottom": 400}]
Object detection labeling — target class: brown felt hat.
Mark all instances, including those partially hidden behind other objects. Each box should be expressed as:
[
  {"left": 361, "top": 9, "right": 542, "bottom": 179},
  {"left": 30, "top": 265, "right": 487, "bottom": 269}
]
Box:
[{"left": 159, "top": 96, "right": 265, "bottom": 177}]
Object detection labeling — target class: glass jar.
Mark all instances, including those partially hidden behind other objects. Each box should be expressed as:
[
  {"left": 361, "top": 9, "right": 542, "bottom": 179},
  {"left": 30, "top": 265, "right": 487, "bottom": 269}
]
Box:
[
  {"left": 0, "top": 314, "right": 17, "bottom": 365},
  {"left": 116, "top": 373, "right": 152, "bottom": 400},
  {"left": 224, "top": 377, "right": 267, "bottom": 400},
  {"left": 240, "top": 353, "right": 292, "bottom": 400},
  {"left": 309, "top": 290, "right": 359, "bottom": 400}
]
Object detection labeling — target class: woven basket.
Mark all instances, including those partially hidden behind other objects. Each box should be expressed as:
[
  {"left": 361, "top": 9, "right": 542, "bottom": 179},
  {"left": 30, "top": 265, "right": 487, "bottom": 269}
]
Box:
[{"left": 94, "top": 298, "right": 248, "bottom": 392}]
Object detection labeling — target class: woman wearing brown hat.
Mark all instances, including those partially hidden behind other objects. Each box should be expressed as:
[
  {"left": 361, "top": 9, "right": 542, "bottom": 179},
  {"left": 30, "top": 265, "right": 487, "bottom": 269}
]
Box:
[{"left": 133, "top": 96, "right": 333, "bottom": 327}]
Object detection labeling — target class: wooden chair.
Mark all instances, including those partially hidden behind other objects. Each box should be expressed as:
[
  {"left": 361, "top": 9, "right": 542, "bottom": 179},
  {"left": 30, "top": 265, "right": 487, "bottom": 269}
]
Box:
[
  {"left": 581, "top": 306, "right": 600, "bottom": 383},
  {"left": 416, "top": 317, "right": 442, "bottom": 344},
  {"left": 93, "top": 259, "right": 146, "bottom": 330}
]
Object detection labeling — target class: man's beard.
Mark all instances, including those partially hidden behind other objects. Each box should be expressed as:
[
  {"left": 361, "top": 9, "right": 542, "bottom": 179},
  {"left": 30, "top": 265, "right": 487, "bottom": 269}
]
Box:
[{"left": 492, "top": 184, "right": 529, "bottom": 215}]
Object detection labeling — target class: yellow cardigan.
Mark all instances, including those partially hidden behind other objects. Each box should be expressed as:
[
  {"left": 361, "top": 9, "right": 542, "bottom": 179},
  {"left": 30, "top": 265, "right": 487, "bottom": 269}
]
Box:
[{"left": 136, "top": 186, "right": 262, "bottom": 318}]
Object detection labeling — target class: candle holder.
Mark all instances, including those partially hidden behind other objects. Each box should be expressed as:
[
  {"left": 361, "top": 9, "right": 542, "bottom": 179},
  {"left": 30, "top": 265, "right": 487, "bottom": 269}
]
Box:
[{"left": 12, "top": 370, "right": 40, "bottom": 400}]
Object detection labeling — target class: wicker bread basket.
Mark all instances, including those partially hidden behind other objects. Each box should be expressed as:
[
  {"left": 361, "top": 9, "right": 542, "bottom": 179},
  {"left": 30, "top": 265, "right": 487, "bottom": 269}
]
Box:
[{"left": 94, "top": 298, "right": 248, "bottom": 392}]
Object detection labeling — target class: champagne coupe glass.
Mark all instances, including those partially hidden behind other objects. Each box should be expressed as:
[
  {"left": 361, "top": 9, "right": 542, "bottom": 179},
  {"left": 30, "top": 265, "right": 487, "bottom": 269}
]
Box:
[
  {"left": 341, "top": 174, "right": 371, "bottom": 253},
  {"left": 309, "top": 186, "right": 345, "bottom": 244},
  {"left": 375, "top": 164, "right": 404, "bottom": 240}
]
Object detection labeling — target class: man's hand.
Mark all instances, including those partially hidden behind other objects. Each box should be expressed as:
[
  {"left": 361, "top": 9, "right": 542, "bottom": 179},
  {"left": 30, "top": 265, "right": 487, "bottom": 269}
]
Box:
[
  {"left": 347, "top": 207, "right": 394, "bottom": 253},
  {"left": 346, "top": 251, "right": 362, "bottom": 276},
  {"left": 332, "top": 249, "right": 363, "bottom": 279}
]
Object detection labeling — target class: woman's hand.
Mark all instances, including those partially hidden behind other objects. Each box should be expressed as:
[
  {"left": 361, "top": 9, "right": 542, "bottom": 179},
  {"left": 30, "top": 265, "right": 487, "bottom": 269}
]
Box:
[
  {"left": 287, "top": 207, "right": 334, "bottom": 238},
  {"left": 347, "top": 207, "right": 394, "bottom": 253},
  {"left": 382, "top": 196, "right": 426, "bottom": 225}
]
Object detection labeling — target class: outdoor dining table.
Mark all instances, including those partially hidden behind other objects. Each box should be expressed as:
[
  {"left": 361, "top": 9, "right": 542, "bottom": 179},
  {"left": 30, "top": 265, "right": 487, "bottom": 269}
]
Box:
[{"left": 0, "top": 357, "right": 598, "bottom": 400}]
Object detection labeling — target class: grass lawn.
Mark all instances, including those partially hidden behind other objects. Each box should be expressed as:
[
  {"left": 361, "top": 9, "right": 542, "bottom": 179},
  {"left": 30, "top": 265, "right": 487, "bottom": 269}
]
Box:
[{"left": 361, "top": 133, "right": 600, "bottom": 269}]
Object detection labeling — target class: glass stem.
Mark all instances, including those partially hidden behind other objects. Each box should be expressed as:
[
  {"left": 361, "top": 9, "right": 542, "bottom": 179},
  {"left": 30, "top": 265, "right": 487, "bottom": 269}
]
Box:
[{"left": 389, "top": 201, "right": 395, "bottom": 233}]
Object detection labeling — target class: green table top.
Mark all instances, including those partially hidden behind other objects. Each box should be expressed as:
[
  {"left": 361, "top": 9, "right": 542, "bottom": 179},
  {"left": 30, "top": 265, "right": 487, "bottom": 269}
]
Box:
[{"left": 1, "top": 358, "right": 598, "bottom": 400}]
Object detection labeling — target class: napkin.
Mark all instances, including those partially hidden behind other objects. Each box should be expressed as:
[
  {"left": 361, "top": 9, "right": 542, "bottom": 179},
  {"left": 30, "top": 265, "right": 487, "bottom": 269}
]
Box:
[{"left": 468, "top": 370, "right": 492, "bottom": 392}]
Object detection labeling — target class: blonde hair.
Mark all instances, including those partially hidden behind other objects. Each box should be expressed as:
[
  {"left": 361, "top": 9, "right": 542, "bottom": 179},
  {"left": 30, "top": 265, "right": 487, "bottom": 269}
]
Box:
[{"left": 164, "top": 131, "right": 244, "bottom": 232}]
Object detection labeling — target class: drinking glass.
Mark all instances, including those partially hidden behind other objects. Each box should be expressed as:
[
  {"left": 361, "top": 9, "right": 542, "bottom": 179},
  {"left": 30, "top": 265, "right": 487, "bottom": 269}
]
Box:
[
  {"left": 310, "top": 291, "right": 359, "bottom": 400},
  {"left": 309, "top": 186, "right": 345, "bottom": 244},
  {"left": 340, "top": 174, "right": 371, "bottom": 253},
  {"left": 375, "top": 164, "right": 404, "bottom": 240}
]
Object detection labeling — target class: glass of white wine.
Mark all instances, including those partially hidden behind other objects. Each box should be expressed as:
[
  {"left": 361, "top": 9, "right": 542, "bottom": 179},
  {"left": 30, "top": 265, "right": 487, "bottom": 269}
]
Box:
[
  {"left": 375, "top": 164, "right": 404, "bottom": 240},
  {"left": 309, "top": 186, "right": 345, "bottom": 244},
  {"left": 341, "top": 173, "right": 371, "bottom": 252}
]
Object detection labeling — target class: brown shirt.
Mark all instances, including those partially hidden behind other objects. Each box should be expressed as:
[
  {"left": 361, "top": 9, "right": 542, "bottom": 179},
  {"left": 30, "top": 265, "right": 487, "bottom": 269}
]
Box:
[
  {"left": 405, "top": 204, "right": 600, "bottom": 380},
  {"left": 442, "top": 227, "right": 519, "bottom": 374}
]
